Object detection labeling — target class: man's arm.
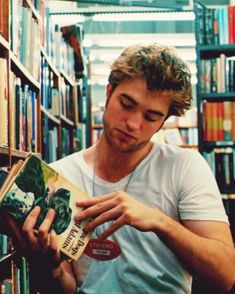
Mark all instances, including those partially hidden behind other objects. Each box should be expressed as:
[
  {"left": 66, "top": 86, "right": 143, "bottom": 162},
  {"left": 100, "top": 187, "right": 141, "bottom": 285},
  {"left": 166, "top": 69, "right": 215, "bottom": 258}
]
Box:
[
  {"left": 29, "top": 259, "right": 77, "bottom": 294},
  {"left": 155, "top": 216, "right": 235, "bottom": 293},
  {"left": 2, "top": 206, "right": 77, "bottom": 294},
  {"left": 23, "top": 207, "right": 78, "bottom": 294},
  {"left": 76, "top": 191, "right": 235, "bottom": 293}
]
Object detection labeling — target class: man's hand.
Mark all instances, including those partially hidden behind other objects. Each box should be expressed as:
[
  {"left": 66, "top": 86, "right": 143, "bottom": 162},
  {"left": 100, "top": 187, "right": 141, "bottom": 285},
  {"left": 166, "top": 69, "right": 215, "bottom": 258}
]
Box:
[
  {"left": 0, "top": 207, "right": 28, "bottom": 253},
  {"left": 22, "top": 206, "right": 61, "bottom": 269},
  {"left": 21, "top": 206, "right": 77, "bottom": 294},
  {"left": 75, "top": 190, "right": 159, "bottom": 239}
]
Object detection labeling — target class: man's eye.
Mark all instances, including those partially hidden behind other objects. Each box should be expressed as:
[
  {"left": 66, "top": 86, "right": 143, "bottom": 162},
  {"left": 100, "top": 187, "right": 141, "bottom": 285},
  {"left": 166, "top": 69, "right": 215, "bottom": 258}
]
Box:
[
  {"left": 120, "top": 101, "right": 133, "bottom": 110},
  {"left": 144, "top": 114, "right": 158, "bottom": 122}
]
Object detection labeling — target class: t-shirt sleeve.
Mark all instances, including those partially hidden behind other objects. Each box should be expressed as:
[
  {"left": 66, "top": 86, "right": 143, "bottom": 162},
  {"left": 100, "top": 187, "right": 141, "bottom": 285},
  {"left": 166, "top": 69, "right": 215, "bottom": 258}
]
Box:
[{"left": 177, "top": 150, "right": 228, "bottom": 223}]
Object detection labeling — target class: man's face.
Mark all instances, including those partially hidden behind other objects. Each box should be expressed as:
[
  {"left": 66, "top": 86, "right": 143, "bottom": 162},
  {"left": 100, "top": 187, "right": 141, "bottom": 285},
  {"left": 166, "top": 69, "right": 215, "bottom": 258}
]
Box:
[{"left": 103, "top": 77, "right": 173, "bottom": 152}]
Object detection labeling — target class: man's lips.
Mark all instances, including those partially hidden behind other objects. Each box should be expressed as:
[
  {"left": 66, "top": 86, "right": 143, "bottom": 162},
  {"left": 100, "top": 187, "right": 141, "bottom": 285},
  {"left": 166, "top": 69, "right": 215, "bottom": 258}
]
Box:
[{"left": 117, "top": 129, "right": 135, "bottom": 141}]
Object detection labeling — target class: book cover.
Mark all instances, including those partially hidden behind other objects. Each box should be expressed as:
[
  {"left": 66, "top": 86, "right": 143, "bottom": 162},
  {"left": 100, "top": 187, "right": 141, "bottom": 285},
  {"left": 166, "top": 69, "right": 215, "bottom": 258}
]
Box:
[
  {"left": 0, "top": 58, "right": 8, "bottom": 147},
  {"left": 0, "top": 154, "right": 92, "bottom": 261}
]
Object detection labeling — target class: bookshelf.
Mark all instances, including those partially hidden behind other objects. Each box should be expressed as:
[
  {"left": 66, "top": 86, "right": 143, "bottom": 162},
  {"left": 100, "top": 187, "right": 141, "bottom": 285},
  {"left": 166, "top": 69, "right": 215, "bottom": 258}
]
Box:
[
  {"left": 161, "top": 108, "right": 198, "bottom": 148},
  {"left": 0, "top": 1, "right": 90, "bottom": 292},
  {"left": 194, "top": 0, "right": 235, "bottom": 240}
]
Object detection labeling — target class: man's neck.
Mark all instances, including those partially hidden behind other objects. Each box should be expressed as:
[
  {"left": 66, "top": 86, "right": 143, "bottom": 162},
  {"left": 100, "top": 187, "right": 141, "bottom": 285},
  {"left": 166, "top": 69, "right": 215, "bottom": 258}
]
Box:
[{"left": 93, "top": 138, "right": 153, "bottom": 182}]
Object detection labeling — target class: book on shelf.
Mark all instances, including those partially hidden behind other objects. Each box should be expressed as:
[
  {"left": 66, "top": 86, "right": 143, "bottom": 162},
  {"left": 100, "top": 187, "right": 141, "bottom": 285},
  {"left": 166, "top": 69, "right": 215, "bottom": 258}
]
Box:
[
  {"left": 163, "top": 128, "right": 183, "bottom": 146},
  {"left": 196, "top": 2, "right": 235, "bottom": 46},
  {"left": 61, "top": 24, "right": 84, "bottom": 79},
  {"left": 0, "top": 154, "right": 92, "bottom": 261},
  {"left": 0, "top": 58, "right": 8, "bottom": 147},
  {"left": 0, "top": 0, "right": 3, "bottom": 35},
  {"left": 202, "top": 101, "right": 235, "bottom": 142}
]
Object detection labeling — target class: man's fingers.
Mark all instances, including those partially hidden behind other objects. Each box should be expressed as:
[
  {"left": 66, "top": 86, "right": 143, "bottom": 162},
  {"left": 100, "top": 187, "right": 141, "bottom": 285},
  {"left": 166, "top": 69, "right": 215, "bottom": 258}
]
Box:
[
  {"left": 100, "top": 216, "right": 126, "bottom": 240},
  {"left": 75, "top": 199, "right": 116, "bottom": 222},
  {"left": 76, "top": 192, "right": 116, "bottom": 207},
  {"left": 22, "top": 206, "right": 41, "bottom": 233},
  {"left": 0, "top": 208, "right": 28, "bottom": 253},
  {"left": 37, "top": 209, "right": 56, "bottom": 250}
]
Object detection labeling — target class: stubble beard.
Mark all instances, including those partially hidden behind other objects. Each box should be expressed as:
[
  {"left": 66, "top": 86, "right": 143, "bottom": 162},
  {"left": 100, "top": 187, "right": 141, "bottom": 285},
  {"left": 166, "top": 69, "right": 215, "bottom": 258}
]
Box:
[{"left": 102, "top": 119, "right": 149, "bottom": 153}]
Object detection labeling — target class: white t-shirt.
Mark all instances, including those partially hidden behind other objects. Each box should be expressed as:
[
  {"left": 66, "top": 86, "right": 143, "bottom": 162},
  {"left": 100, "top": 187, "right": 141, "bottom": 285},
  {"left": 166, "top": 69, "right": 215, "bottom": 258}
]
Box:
[{"left": 51, "top": 143, "right": 228, "bottom": 294}]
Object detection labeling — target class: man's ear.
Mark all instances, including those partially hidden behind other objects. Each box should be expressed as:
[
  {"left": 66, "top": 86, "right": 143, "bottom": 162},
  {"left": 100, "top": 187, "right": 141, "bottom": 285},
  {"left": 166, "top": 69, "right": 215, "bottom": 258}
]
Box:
[
  {"left": 106, "top": 83, "right": 112, "bottom": 98},
  {"left": 105, "top": 83, "right": 113, "bottom": 107}
]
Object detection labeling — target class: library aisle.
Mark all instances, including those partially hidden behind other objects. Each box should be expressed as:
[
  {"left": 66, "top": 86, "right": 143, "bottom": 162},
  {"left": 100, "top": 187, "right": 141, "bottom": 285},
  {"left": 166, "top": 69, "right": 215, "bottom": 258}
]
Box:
[{"left": 0, "top": 0, "right": 235, "bottom": 293}]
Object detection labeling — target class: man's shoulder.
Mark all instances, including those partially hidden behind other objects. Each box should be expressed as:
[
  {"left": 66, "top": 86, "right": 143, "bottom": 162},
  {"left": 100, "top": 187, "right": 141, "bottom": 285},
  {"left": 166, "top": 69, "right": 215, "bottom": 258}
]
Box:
[
  {"left": 50, "top": 150, "right": 83, "bottom": 170},
  {"left": 155, "top": 142, "right": 200, "bottom": 160}
]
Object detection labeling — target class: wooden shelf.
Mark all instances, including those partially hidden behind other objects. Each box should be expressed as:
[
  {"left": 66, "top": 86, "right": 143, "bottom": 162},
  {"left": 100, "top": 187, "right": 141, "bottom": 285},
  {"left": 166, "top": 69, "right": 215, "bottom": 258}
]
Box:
[
  {"left": 60, "top": 69, "right": 76, "bottom": 86},
  {"left": 10, "top": 52, "right": 40, "bottom": 90},
  {"left": 198, "top": 44, "right": 235, "bottom": 52},
  {"left": 40, "top": 46, "right": 60, "bottom": 77},
  {"left": 200, "top": 141, "right": 235, "bottom": 149},
  {"left": 199, "top": 92, "right": 235, "bottom": 101},
  {"left": 92, "top": 124, "right": 103, "bottom": 129},
  {"left": 24, "top": 0, "right": 40, "bottom": 20},
  {"left": 180, "top": 144, "right": 198, "bottom": 149},
  {"left": 41, "top": 105, "right": 60, "bottom": 125},
  {"left": 0, "top": 34, "right": 9, "bottom": 50},
  {"left": 0, "top": 146, "right": 9, "bottom": 156},
  {"left": 0, "top": 146, "right": 10, "bottom": 167},
  {"left": 220, "top": 188, "right": 235, "bottom": 195},
  {"left": 163, "top": 125, "right": 197, "bottom": 129},
  {"left": 60, "top": 114, "right": 75, "bottom": 127},
  {"left": 0, "top": 252, "right": 16, "bottom": 265}
]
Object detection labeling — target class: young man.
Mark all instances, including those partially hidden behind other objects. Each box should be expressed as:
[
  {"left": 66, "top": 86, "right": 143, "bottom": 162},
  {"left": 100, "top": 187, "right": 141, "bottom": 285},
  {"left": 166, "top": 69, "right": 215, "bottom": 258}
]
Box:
[{"left": 11, "top": 44, "right": 235, "bottom": 293}]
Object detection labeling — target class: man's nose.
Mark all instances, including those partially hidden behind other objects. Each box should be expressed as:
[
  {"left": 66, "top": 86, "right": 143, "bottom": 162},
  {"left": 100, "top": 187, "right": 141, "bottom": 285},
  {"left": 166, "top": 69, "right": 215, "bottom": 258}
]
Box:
[{"left": 126, "top": 112, "right": 142, "bottom": 131}]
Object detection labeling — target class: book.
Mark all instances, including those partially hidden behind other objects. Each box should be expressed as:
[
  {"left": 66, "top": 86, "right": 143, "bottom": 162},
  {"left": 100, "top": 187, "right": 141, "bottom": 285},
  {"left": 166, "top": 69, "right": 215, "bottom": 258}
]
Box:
[
  {"left": 163, "top": 128, "right": 183, "bottom": 145},
  {"left": 0, "top": 154, "right": 92, "bottom": 261}
]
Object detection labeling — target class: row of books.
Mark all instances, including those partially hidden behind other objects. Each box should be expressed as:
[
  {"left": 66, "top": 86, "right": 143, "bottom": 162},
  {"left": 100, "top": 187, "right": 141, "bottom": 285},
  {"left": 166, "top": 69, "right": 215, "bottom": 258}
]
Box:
[
  {"left": 200, "top": 55, "right": 235, "bottom": 94},
  {"left": 41, "top": 115, "right": 59, "bottom": 163},
  {"left": 0, "top": 256, "right": 30, "bottom": 294},
  {"left": 8, "top": 1, "right": 80, "bottom": 84},
  {"left": 60, "top": 25, "right": 85, "bottom": 80},
  {"left": 93, "top": 110, "right": 104, "bottom": 125},
  {"left": 41, "top": 117, "right": 87, "bottom": 163},
  {"left": 164, "top": 107, "right": 198, "bottom": 128},
  {"left": 61, "top": 127, "right": 72, "bottom": 158},
  {"left": 150, "top": 127, "right": 198, "bottom": 147},
  {"left": 74, "top": 124, "right": 87, "bottom": 152},
  {"left": 0, "top": 59, "right": 38, "bottom": 152},
  {"left": 0, "top": 58, "right": 8, "bottom": 147},
  {"left": 32, "top": 0, "right": 42, "bottom": 12},
  {"left": 61, "top": 77, "right": 73, "bottom": 120},
  {"left": 44, "top": 9, "right": 82, "bottom": 81},
  {"left": 10, "top": 0, "right": 41, "bottom": 81},
  {"left": 197, "top": 3, "right": 235, "bottom": 45},
  {"left": 10, "top": 74, "right": 38, "bottom": 152},
  {"left": 203, "top": 148, "right": 235, "bottom": 190},
  {"left": 40, "top": 56, "right": 59, "bottom": 113},
  {"left": 179, "top": 128, "right": 198, "bottom": 145},
  {"left": 0, "top": 234, "right": 9, "bottom": 256},
  {"left": 202, "top": 101, "right": 235, "bottom": 142}
]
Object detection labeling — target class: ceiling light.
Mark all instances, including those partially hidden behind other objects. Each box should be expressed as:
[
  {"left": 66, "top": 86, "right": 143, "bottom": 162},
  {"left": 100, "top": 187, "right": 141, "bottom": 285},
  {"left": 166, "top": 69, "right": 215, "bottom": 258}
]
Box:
[
  {"left": 51, "top": 14, "right": 85, "bottom": 25},
  {"left": 92, "top": 11, "right": 195, "bottom": 22},
  {"left": 84, "top": 33, "right": 196, "bottom": 47}
]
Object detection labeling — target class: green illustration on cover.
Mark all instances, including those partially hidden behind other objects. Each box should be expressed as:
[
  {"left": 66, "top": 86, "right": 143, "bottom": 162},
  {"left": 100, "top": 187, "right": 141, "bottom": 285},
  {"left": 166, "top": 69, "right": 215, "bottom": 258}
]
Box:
[{"left": 1, "top": 156, "right": 72, "bottom": 235}]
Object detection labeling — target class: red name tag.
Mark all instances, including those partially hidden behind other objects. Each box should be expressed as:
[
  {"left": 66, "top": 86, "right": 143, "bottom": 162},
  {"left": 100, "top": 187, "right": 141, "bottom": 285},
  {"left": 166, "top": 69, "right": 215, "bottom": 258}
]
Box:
[{"left": 84, "top": 239, "right": 121, "bottom": 260}]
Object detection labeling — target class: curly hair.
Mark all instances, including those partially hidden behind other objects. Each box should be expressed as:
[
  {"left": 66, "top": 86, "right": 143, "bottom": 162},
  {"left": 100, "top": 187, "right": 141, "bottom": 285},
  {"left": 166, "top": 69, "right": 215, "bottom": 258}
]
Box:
[{"left": 108, "top": 44, "right": 192, "bottom": 117}]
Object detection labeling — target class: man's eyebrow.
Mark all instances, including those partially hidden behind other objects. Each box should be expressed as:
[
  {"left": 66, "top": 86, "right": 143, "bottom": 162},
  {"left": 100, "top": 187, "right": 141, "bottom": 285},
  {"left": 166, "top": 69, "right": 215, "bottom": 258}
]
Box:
[
  {"left": 121, "top": 93, "right": 165, "bottom": 117},
  {"left": 147, "top": 109, "right": 165, "bottom": 117},
  {"left": 121, "top": 93, "right": 138, "bottom": 105}
]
